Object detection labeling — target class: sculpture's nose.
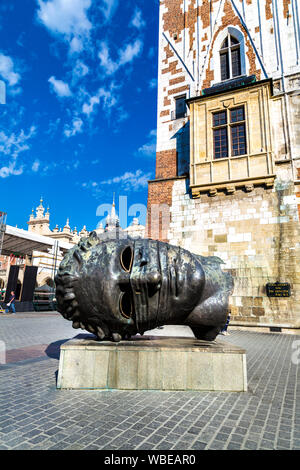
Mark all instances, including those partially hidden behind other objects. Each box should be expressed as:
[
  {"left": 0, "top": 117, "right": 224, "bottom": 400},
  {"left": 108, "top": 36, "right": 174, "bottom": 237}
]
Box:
[
  {"left": 130, "top": 267, "right": 161, "bottom": 293},
  {"left": 145, "top": 270, "right": 161, "bottom": 294},
  {"left": 130, "top": 241, "right": 162, "bottom": 296},
  {"left": 118, "top": 271, "right": 131, "bottom": 290}
]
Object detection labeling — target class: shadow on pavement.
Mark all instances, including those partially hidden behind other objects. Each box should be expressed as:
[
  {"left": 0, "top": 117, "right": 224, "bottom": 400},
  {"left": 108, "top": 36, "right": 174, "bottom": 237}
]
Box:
[
  {"left": 45, "top": 339, "right": 69, "bottom": 360},
  {"left": 45, "top": 334, "right": 96, "bottom": 360}
]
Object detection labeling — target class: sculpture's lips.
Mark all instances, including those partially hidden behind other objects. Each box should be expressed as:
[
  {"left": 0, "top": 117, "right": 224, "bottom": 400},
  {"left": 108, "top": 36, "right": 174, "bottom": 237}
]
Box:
[
  {"left": 130, "top": 240, "right": 159, "bottom": 331},
  {"left": 130, "top": 268, "right": 149, "bottom": 332},
  {"left": 157, "top": 240, "right": 179, "bottom": 325}
]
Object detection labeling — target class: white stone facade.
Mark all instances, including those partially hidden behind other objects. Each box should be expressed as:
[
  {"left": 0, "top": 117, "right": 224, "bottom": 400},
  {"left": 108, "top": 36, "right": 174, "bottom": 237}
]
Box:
[{"left": 157, "top": 0, "right": 300, "bottom": 173}]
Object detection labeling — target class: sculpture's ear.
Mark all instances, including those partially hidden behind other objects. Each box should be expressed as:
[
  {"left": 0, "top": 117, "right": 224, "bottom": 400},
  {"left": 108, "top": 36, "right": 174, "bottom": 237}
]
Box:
[
  {"left": 89, "top": 231, "right": 99, "bottom": 242},
  {"left": 85, "top": 231, "right": 102, "bottom": 248}
]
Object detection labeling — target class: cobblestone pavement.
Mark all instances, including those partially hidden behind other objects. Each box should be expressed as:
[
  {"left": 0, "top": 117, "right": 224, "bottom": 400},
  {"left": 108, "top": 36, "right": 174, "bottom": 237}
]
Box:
[{"left": 0, "top": 313, "right": 299, "bottom": 450}]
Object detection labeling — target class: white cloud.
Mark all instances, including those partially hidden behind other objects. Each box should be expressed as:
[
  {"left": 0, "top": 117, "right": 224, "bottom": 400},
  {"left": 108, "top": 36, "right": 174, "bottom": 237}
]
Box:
[
  {"left": 82, "top": 169, "right": 152, "bottom": 197},
  {"left": 137, "top": 129, "right": 157, "bottom": 157},
  {"left": 45, "top": 117, "right": 61, "bottom": 136},
  {"left": 49, "top": 76, "right": 72, "bottom": 97},
  {"left": 0, "top": 126, "right": 36, "bottom": 159},
  {"left": 0, "top": 52, "right": 21, "bottom": 87},
  {"left": 98, "top": 42, "right": 118, "bottom": 75},
  {"left": 69, "top": 36, "right": 84, "bottom": 54},
  {"left": 34, "top": 158, "right": 81, "bottom": 175},
  {"left": 0, "top": 162, "right": 24, "bottom": 178},
  {"left": 64, "top": 117, "right": 83, "bottom": 138},
  {"left": 82, "top": 87, "right": 118, "bottom": 116},
  {"left": 130, "top": 8, "right": 145, "bottom": 30},
  {"left": 37, "top": 0, "right": 92, "bottom": 54},
  {"left": 82, "top": 95, "right": 100, "bottom": 116},
  {"left": 149, "top": 78, "right": 157, "bottom": 89},
  {"left": 100, "top": 169, "right": 151, "bottom": 191},
  {"left": 73, "top": 60, "right": 89, "bottom": 80},
  {"left": 98, "top": 87, "right": 117, "bottom": 110},
  {"left": 119, "top": 40, "right": 143, "bottom": 66},
  {"left": 32, "top": 160, "right": 40, "bottom": 172},
  {"left": 0, "top": 126, "right": 36, "bottom": 178},
  {"left": 100, "top": 0, "right": 119, "bottom": 20},
  {"left": 99, "top": 39, "right": 143, "bottom": 75},
  {"left": 37, "top": 0, "right": 92, "bottom": 36},
  {"left": 138, "top": 142, "right": 156, "bottom": 157}
]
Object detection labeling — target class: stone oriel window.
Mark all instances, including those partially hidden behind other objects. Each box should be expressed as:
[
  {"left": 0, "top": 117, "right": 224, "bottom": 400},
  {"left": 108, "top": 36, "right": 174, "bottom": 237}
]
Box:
[
  {"left": 213, "top": 106, "right": 247, "bottom": 159},
  {"left": 220, "top": 34, "right": 241, "bottom": 81}
]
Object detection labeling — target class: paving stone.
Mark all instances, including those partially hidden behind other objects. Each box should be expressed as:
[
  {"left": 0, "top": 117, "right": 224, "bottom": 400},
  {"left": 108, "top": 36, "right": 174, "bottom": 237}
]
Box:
[
  {"left": 227, "top": 442, "right": 243, "bottom": 450},
  {"left": 215, "top": 432, "right": 229, "bottom": 442},
  {"left": 260, "top": 439, "right": 275, "bottom": 449},
  {"left": 0, "top": 315, "right": 299, "bottom": 450},
  {"left": 28, "top": 435, "right": 49, "bottom": 445},
  {"left": 208, "top": 440, "right": 226, "bottom": 450},
  {"left": 243, "top": 440, "right": 259, "bottom": 450},
  {"left": 229, "top": 434, "right": 245, "bottom": 443},
  {"left": 276, "top": 439, "right": 291, "bottom": 449},
  {"left": 191, "top": 441, "right": 207, "bottom": 450}
]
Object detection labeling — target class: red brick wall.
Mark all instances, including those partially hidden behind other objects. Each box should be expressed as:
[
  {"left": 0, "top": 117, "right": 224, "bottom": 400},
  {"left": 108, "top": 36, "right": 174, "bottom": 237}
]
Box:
[
  {"left": 156, "top": 150, "right": 177, "bottom": 179},
  {"left": 147, "top": 179, "right": 174, "bottom": 241}
]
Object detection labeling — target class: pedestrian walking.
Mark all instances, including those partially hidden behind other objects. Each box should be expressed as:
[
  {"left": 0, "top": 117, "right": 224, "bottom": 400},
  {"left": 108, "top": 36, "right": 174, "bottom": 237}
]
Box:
[
  {"left": 5, "top": 291, "right": 16, "bottom": 314},
  {"left": 220, "top": 311, "right": 230, "bottom": 336}
]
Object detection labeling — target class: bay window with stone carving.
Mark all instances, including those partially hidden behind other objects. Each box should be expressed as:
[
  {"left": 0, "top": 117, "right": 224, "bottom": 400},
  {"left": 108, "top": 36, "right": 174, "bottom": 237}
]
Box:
[{"left": 188, "top": 80, "right": 275, "bottom": 197}]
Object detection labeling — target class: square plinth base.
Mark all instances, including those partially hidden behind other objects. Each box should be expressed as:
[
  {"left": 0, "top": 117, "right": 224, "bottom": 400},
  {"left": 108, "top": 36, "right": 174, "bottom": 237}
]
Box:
[{"left": 57, "top": 336, "right": 247, "bottom": 392}]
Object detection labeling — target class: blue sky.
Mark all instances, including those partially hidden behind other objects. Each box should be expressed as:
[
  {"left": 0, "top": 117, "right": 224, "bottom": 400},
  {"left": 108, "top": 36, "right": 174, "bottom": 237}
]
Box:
[{"left": 0, "top": 0, "right": 159, "bottom": 231}]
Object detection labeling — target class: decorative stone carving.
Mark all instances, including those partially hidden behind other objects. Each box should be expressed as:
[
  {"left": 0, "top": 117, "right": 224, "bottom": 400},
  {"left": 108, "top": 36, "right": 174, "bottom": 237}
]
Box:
[
  {"left": 245, "top": 183, "right": 254, "bottom": 192},
  {"left": 209, "top": 188, "right": 218, "bottom": 197},
  {"left": 226, "top": 186, "right": 236, "bottom": 194}
]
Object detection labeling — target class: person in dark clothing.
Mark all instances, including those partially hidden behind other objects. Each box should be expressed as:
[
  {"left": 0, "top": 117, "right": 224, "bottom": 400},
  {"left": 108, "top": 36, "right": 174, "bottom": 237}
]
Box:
[
  {"left": 5, "top": 291, "right": 16, "bottom": 314},
  {"left": 220, "top": 311, "right": 230, "bottom": 335}
]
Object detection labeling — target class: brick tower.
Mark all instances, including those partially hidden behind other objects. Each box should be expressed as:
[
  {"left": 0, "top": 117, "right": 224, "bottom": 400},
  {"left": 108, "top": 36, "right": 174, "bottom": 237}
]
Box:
[{"left": 147, "top": 0, "right": 300, "bottom": 330}]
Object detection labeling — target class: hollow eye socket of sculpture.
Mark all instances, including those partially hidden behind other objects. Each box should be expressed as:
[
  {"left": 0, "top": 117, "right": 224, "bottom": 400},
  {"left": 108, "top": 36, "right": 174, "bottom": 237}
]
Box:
[
  {"left": 119, "top": 291, "right": 133, "bottom": 319},
  {"left": 120, "top": 246, "right": 133, "bottom": 272}
]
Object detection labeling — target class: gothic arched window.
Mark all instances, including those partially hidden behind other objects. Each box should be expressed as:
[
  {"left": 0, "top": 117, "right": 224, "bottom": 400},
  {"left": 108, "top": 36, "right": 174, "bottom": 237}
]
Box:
[{"left": 220, "top": 34, "right": 241, "bottom": 81}]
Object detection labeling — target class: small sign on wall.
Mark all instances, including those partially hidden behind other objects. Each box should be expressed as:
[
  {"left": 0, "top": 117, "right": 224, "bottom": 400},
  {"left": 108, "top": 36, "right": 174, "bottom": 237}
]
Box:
[{"left": 266, "top": 282, "right": 291, "bottom": 298}]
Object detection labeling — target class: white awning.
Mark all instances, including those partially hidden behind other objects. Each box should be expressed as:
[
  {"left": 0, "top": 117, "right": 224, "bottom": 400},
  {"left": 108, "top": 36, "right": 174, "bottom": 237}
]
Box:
[{"left": 1, "top": 225, "right": 73, "bottom": 256}]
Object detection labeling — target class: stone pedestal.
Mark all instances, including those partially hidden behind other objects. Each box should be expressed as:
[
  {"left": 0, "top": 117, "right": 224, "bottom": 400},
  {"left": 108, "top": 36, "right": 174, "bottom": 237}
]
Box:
[{"left": 57, "top": 336, "right": 247, "bottom": 392}]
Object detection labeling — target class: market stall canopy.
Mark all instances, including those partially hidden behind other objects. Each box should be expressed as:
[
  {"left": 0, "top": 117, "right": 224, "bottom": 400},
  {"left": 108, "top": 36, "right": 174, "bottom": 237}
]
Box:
[{"left": 1, "top": 225, "right": 73, "bottom": 257}]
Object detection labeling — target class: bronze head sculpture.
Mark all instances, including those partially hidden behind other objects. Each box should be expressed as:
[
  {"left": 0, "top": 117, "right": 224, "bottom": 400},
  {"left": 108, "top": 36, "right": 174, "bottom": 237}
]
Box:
[{"left": 55, "top": 232, "right": 233, "bottom": 342}]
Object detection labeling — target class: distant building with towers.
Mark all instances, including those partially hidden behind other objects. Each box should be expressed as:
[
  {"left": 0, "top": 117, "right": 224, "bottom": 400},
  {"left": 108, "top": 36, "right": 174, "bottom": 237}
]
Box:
[
  {"left": 0, "top": 197, "right": 145, "bottom": 298},
  {"left": 28, "top": 198, "right": 88, "bottom": 243},
  {"left": 96, "top": 196, "right": 146, "bottom": 239}
]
